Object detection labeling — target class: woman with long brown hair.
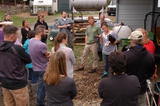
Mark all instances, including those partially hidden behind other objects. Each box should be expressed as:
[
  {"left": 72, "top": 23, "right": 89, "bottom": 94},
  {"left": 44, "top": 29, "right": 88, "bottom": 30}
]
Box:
[
  {"left": 100, "top": 22, "right": 120, "bottom": 78},
  {"left": 51, "top": 32, "right": 76, "bottom": 78},
  {"left": 21, "top": 19, "right": 31, "bottom": 45},
  {"left": 44, "top": 51, "right": 77, "bottom": 106}
]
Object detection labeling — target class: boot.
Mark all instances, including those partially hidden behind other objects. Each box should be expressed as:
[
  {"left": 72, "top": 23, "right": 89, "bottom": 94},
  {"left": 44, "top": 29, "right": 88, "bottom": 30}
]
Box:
[
  {"left": 27, "top": 80, "right": 31, "bottom": 93},
  {"left": 31, "top": 84, "right": 37, "bottom": 96},
  {"left": 98, "top": 51, "right": 102, "bottom": 61},
  {"left": 31, "top": 84, "right": 37, "bottom": 104}
]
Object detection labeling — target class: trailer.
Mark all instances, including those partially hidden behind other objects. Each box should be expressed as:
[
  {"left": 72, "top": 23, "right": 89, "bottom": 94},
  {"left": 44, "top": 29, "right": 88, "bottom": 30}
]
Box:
[{"left": 30, "top": 0, "right": 54, "bottom": 15}]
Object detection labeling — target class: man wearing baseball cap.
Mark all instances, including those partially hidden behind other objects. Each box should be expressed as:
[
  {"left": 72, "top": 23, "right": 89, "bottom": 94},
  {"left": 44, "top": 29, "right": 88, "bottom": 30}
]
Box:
[{"left": 123, "top": 30, "right": 155, "bottom": 106}]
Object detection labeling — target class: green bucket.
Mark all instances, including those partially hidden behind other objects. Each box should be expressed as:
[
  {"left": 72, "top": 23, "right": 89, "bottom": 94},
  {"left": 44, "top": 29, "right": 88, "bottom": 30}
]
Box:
[
  {"left": 148, "top": 31, "right": 154, "bottom": 40},
  {"left": 119, "top": 38, "right": 130, "bottom": 47}
]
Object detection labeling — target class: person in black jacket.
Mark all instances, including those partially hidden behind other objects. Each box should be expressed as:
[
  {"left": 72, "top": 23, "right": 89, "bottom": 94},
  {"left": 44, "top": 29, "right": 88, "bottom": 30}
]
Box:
[
  {"left": 21, "top": 19, "right": 31, "bottom": 45},
  {"left": 4, "top": 13, "right": 11, "bottom": 21},
  {"left": 123, "top": 30, "right": 155, "bottom": 106},
  {"left": 34, "top": 14, "right": 48, "bottom": 43},
  {"left": 0, "top": 25, "right": 31, "bottom": 106},
  {"left": 98, "top": 51, "right": 140, "bottom": 106}
]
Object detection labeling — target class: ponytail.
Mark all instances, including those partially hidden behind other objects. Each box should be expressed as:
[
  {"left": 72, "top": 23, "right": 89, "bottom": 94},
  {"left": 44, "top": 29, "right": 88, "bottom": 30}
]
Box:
[
  {"left": 54, "top": 37, "right": 60, "bottom": 52},
  {"left": 53, "top": 32, "right": 67, "bottom": 52}
]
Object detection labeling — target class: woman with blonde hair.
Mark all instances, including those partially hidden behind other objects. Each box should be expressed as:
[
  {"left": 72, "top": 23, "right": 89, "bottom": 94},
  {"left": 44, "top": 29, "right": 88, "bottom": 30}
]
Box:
[
  {"left": 44, "top": 51, "right": 77, "bottom": 106},
  {"left": 51, "top": 32, "right": 76, "bottom": 78},
  {"left": 135, "top": 28, "right": 155, "bottom": 55}
]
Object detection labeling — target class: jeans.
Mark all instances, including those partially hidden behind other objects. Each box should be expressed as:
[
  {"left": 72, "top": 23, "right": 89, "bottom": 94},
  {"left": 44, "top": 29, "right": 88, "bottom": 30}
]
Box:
[
  {"left": 28, "top": 68, "right": 37, "bottom": 84},
  {"left": 104, "top": 54, "right": 109, "bottom": 73},
  {"left": 98, "top": 42, "right": 102, "bottom": 52},
  {"left": 35, "top": 71, "right": 46, "bottom": 106},
  {"left": 68, "top": 35, "right": 73, "bottom": 50}
]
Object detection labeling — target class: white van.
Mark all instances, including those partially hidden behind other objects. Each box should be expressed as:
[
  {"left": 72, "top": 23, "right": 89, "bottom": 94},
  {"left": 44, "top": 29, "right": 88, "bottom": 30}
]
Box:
[{"left": 107, "top": 0, "right": 116, "bottom": 16}]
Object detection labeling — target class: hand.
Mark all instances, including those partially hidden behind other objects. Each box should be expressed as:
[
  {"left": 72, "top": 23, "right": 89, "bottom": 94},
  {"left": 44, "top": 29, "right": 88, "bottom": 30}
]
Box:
[
  {"left": 63, "top": 25, "right": 67, "bottom": 28},
  {"left": 46, "top": 52, "right": 51, "bottom": 59},
  {"left": 116, "top": 23, "right": 121, "bottom": 26},
  {"left": 98, "top": 35, "right": 102, "bottom": 38},
  {"left": 151, "top": 74, "right": 158, "bottom": 81},
  {"left": 66, "top": 24, "right": 71, "bottom": 27},
  {"left": 105, "top": 41, "right": 110, "bottom": 46}
]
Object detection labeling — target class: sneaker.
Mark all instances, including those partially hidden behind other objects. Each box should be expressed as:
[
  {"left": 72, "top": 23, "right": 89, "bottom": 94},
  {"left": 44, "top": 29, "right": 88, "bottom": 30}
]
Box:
[
  {"left": 75, "top": 67, "right": 84, "bottom": 71},
  {"left": 101, "top": 74, "right": 108, "bottom": 78},
  {"left": 101, "top": 71, "right": 108, "bottom": 78},
  {"left": 88, "top": 69, "right": 96, "bottom": 73},
  {"left": 99, "top": 58, "right": 102, "bottom": 61}
]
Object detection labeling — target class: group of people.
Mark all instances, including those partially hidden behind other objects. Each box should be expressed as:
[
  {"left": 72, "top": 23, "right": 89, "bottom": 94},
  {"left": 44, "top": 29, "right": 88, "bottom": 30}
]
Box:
[
  {"left": 0, "top": 11, "right": 77, "bottom": 106},
  {"left": 75, "top": 14, "right": 120, "bottom": 77},
  {"left": 68, "top": 12, "right": 157, "bottom": 106},
  {"left": 0, "top": 11, "right": 158, "bottom": 106}
]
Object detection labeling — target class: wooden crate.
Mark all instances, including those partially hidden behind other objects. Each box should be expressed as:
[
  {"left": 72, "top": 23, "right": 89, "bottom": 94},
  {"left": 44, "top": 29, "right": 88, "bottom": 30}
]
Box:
[{"left": 73, "top": 22, "right": 89, "bottom": 44}]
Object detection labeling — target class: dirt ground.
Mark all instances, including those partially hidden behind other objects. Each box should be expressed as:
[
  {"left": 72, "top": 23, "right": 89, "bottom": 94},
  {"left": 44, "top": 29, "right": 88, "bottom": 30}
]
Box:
[{"left": 0, "top": 12, "right": 116, "bottom": 106}]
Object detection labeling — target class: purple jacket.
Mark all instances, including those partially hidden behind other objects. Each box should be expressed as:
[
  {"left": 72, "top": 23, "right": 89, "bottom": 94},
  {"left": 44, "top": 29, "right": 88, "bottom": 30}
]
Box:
[{"left": 0, "top": 30, "right": 4, "bottom": 41}]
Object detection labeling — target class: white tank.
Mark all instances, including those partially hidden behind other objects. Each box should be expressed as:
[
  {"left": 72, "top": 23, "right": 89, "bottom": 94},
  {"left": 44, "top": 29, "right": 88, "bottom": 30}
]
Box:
[
  {"left": 70, "top": 0, "right": 107, "bottom": 11},
  {"left": 113, "top": 25, "right": 133, "bottom": 39}
]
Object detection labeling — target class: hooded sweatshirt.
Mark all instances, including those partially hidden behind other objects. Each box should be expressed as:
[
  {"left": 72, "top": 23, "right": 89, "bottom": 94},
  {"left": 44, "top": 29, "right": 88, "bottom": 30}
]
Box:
[
  {"left": 124, "top": 46, "right": 155, "bottom": 94},
  {"left": 0, "top": 41, "right": 31, "bottom": 90}
]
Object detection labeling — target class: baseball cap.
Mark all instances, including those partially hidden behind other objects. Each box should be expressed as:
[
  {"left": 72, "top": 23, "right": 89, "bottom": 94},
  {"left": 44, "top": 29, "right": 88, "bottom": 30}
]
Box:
[{"left": 128, "top": 30, "right": 143, "bottom": 40}]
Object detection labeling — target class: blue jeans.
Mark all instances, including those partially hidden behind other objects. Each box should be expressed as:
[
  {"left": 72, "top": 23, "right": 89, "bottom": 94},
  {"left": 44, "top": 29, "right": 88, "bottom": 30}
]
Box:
[
  {"left": 104, "top": 54, "right": 109, "bottom": 73},
  {"left": 35, "top": 71, "right": 46, "bottom": 106},
  {"left": 68, "top": 35, "right": 73, "bottom": 50},
  {"left": 28, "top": 68, "right": 37, "bottom": 84},
  {"left": 98, "top": 42, "right": 102, "bottom": 52}
]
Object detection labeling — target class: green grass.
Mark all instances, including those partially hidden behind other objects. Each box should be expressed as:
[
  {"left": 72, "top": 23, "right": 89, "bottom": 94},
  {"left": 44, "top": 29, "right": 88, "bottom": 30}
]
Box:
[
  {"left": 0, "top": 11, "right": 5, "bottom": 21},
  {"left": 0, "top": 11, "right": 37, "bottom": 27},
  {"left": 0, "top": 11, "right": 61, "bottom": 27},
  {"left": 47, "top": 40, "right": 54, "bottom": 52},
  {"left": 12, "top": 16, "right": 37, "bottom": 27}
]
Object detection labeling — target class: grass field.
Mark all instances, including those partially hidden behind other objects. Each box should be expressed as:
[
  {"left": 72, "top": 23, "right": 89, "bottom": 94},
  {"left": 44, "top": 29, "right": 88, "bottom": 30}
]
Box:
[
  {"left": 0, "top": 11, "right": 37, "bottom": 27},
  {"left": 0, "top": 11, "right": 61, "bottom": 27}
]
